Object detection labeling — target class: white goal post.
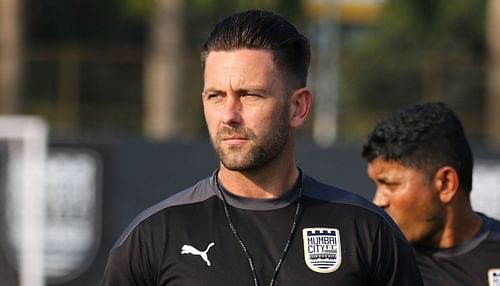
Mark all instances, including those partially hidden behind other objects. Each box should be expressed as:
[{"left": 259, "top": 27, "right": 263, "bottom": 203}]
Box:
[{"left": 0, "top": 116, "right": 47, "bottom": 286}]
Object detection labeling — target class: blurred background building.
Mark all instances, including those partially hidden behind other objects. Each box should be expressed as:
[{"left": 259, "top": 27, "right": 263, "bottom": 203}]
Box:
[{"left": 0, "top": 0, "right": 499, "bottom": 285}]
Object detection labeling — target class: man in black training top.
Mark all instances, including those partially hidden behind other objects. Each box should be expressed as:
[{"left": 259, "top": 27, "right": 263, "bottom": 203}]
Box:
[
  {"left": 362, "top": 102, "right": 500, "bottom": 285},
  {"left": 101, "top": 10, "right": 423, "bottom": 286}
]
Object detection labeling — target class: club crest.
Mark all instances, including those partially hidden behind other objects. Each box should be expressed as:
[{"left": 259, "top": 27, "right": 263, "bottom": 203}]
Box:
[
  {"left": 489, "top": 269, "right": 500, "bottom": 286},
  {"left": 302, "top": 227, "right": 341, "bottom": 273}
]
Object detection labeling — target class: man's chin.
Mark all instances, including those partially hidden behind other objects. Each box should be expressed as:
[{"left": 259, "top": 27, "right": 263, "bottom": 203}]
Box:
[
  {"left": 400, "top": 229, "right": 426, "bottom": 246},
  {"left": 219, "top": 153, "right": 248, "bottom": 170},
  {"left": 220, "top": 154, "right": 263, "bottom": 172},
  {"left": 221, "top": 161, "right": 251, "bottom": 171}
]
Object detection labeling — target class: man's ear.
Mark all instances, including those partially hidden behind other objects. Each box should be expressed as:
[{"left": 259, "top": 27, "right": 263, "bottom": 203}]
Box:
[
  {"left": 433, "top": 166, "right": 460, "bottom": 204},
  {"left": 289, "top": 88, "right": 312, "bottom": 128}
]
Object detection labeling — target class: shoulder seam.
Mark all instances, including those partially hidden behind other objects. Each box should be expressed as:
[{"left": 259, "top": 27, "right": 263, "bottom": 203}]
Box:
[{"left": 112, "top": 177, "right": 216, "bottom": 249}]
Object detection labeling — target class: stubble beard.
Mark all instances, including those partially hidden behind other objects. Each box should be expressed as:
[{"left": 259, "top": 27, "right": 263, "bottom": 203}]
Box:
[
  {"left": 211, "top": 103, "right": 290, "bottom": 172},
  {"left": 404, "top": 203, "right": 447, "bottom": 247}
]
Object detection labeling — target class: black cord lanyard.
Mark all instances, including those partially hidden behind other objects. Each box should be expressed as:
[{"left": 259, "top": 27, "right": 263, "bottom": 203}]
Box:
[{"left": 214, "top": 171, "right": 303, "bottom": 286}]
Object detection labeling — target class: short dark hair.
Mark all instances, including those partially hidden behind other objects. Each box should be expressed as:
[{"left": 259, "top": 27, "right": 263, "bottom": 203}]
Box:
[
  {"left": 362, "top": 102, "right": 474, "bottom": 194},
  {"left": 201, "top": 10, "right": 311, "bottom": 89}
]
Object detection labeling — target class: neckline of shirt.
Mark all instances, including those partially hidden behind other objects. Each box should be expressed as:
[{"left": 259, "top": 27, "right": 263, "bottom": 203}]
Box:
[
  {"left": 210, "top": 170, "right": 302, "bottom": 211},
  {"left": 418, "top": 213, "right": 492, "bottom": 257}
]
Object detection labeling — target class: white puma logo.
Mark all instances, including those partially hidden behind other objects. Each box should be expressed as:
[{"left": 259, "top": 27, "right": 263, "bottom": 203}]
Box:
[{"left": 181, "top": 242, "right": 215, "bottom": 266}]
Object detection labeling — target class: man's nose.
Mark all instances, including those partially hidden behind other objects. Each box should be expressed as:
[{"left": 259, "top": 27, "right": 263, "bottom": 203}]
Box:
[
  {"left": 372, "top": 189, "right": 389, "bottom": 208},
  {"left": 221, "top": 96, "right": 242, "bottom": 126}
]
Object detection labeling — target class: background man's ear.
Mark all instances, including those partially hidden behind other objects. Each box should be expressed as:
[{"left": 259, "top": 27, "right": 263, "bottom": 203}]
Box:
[{"left": 433, "top": 166, "right": 460, "bottom": 204}]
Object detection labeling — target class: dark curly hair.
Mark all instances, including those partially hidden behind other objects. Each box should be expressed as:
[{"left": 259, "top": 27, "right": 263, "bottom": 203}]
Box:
[
  {"left": 201, "top": 10, "right": 311, "bottom": 90},
  {"left": 362, "top": 102, "right": 473, "bottom": 193}
]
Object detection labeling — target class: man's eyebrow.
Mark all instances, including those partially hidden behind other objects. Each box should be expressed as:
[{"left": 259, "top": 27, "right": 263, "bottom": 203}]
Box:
[
  {"left": 202, "top": 88, "right": 223, "bottom": 95},
  {"left": 238, "top": 87, "right": 268, "bottom": 94},
  {"left": 202, "top": 87, "right": 269, "bottom": 95}
]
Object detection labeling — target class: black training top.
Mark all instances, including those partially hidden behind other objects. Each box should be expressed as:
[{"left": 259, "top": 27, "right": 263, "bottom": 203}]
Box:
[
  {"left": 415, "top": 213, "right": 500, "bottom": 286},
  {"left": 101, "top": 172, "right": 423, "bottom": 286}
]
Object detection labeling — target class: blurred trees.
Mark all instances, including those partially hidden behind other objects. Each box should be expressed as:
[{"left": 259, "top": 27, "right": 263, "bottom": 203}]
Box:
[
  {"left": 339, "top": 0, "right": 489, "bottom": 142},
  {"left": 24, "top": 0, "right": 148, "bottom": 136},
  {"left": 3, "top": 0, "right": 494, "bottom": 145},
  {"left": 20, "top": 0, "right": 304, "bottom": 140},
  {"left": 374, "top": 0, "right": 485, "bottom": 53}
]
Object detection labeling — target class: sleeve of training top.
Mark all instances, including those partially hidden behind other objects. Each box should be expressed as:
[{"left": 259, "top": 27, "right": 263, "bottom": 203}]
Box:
[
  {"left": 370, "top": 218, "right": 424, "bottom": 286},
  {"left": 100, "top": 226, "right": 159, "bottom": 286}
]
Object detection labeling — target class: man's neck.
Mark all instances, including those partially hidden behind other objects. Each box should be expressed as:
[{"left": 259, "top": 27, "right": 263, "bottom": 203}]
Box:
[
  {"left": 437, "top": 196, "right": 482, "bottom": 248},
  {"left": 217, "top": 163, "right": 299, "bottom": 199}
]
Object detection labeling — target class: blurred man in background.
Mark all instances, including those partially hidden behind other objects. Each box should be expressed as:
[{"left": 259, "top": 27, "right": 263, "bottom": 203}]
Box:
[
  {"left": 362, "top": 102, "right": 500, "bottom": 285},
  {"left": 100, "top": 9, "right": 423, "bottom": 286}
]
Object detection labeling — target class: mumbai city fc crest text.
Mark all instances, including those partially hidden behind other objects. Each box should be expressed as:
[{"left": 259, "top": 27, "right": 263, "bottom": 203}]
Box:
[{"left": 302, "top": 227, "right": 342, "bottom": 273}]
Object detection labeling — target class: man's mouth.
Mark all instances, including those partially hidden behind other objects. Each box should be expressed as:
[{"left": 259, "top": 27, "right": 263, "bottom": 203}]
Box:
[{"left": 222, "top": 136, "right": 248, "bottom": 145}]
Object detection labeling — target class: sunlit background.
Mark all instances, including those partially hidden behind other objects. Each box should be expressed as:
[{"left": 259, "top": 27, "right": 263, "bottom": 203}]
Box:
[
  {"left": 0, "top": 0, "right": 499, "bottom": 285},
  {"left": 1, "top": 0, "right": 498, "bottom": 145}
]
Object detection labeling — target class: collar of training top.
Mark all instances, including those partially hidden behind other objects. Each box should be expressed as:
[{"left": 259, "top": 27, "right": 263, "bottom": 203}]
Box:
[{"left": 211, "top": 168, "right": 303, "bottom": 211}]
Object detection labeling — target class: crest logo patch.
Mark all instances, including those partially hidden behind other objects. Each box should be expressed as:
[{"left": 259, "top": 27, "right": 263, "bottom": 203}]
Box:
[
  {"left": 302, "top": 227, "right": 342, "bottom": 273},
  {"left": 489, "top": 269, "right": 500, "bottom": 286}
]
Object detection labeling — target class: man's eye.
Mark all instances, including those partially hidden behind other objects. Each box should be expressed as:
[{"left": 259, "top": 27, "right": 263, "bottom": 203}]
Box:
[
  {"left": 243, "top": 93, "right": 261, "bottom": 98},
  {"left": 207, "top": 93, "right": 221, "bottom": 100}
]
